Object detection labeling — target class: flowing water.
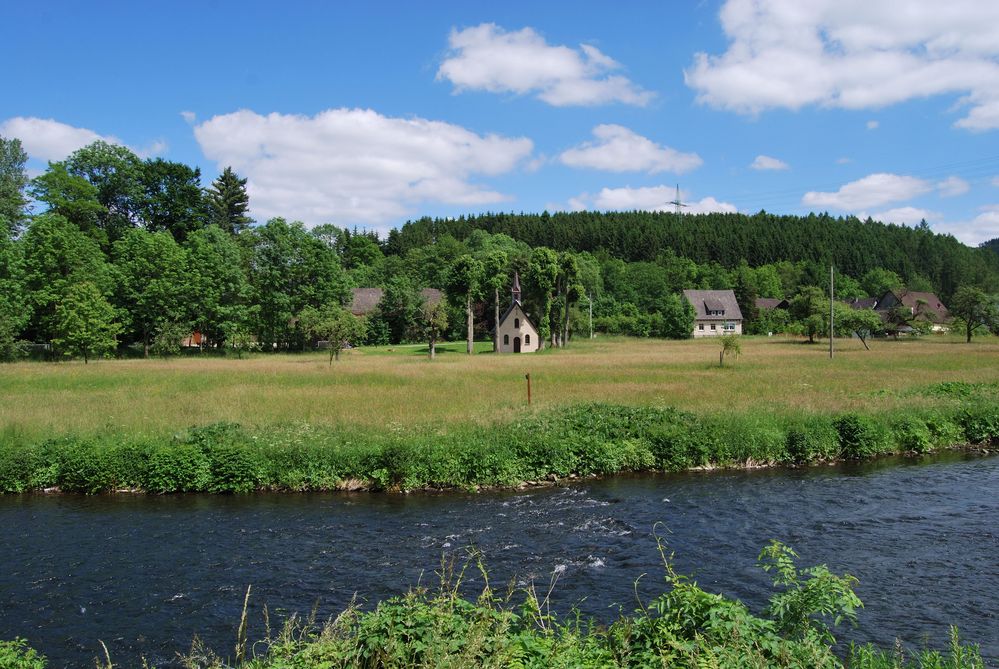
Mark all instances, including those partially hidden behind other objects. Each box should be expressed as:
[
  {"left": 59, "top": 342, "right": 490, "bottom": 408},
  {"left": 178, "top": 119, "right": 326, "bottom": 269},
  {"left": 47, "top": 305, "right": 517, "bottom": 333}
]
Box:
[{"left": 2, "top": 452, "right": 998, "bottom": 667}]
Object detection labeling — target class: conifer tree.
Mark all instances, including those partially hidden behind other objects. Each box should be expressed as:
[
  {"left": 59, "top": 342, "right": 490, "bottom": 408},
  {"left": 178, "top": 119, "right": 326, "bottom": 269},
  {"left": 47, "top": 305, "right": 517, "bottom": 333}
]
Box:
[{"left": 206, "top": 166, "right": 252, "bottom": 234}]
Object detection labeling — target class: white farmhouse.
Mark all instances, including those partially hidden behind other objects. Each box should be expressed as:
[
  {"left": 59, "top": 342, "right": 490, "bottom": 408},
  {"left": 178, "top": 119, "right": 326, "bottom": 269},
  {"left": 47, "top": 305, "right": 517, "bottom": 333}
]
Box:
[
  {"left": 495, "top": 273, "right": 541, "bottom": 353},
  {"left": 683, "top": 289, "right": 743, "bottom": 337}
]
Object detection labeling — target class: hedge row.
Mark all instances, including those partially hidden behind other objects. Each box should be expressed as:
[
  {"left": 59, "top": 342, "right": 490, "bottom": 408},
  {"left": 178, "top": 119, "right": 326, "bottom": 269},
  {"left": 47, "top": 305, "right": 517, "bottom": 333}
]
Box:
[{"left": 1, "top": 402, "right": 997, "bottom": 494}]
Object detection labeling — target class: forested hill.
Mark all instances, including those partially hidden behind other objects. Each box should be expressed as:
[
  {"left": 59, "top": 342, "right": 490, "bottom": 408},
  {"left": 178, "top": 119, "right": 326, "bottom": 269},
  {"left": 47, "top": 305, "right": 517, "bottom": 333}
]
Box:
[{"left": 387, "top": 211, "right": 999, "bottom": 298}]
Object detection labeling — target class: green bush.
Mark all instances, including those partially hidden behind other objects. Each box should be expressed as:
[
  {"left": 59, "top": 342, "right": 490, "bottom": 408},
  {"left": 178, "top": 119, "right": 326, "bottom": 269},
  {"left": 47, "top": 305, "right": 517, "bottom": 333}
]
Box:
[
  {"left": 834, "top": 413, "right": 891, "bottom": 459},
  {"left": 0, "top": 445, "right": 44, "bottom": 493},
  {"left": 0, "top": 638, "right": 46, "bottom": 669},
  {"left": 923, "top": 410, "right": 965, "bottom": 448},
  {"left": 892, "top": 415, "right": 933, "bottom": 453},
  {"left": 142, "top": 444, "right": 212, "bottom": 493},
  {"left": 785, "top": 417, "right": 839, "bottom": 464},
  {"left": 959, "top": 404, "right": 999, "bottom": 444}
]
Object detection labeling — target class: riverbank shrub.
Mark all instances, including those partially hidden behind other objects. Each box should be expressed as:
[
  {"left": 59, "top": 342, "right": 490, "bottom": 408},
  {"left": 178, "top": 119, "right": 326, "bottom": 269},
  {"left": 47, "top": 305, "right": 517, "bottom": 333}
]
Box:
[
  {"left": 834, "top": 413, "right": 892, "bottom": 459},
  {"left": 959, "top": 403, "right": 999, "bottom": 444},
  {"left": 0, "top": 398, "right": 994, "bottom": 495}
]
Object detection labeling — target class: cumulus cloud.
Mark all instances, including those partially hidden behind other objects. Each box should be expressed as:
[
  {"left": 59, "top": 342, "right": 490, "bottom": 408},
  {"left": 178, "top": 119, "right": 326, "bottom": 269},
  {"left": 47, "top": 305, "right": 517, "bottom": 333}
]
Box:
[
  {"left": 866, "top": 120, "right": 879, "bottom": 130},
  {"left": 686, "top": 0, "right": 999, "bottom": 129},
  {"left": 936, "top": 176, "right": 970, "bottom": 197},
  {"left": 566, "top": 185, "right": 737, "bottom": 214},
  {"left": 559, "top": 125, "right": 702, "bottom": 174},
  {"left": 802, "top": 173, "right": 932, "bottom": 210},
  {"left": 0, "top": 116, "right": 167, "bottom": 161},
  {"left": 180, "top": 111, "right": 196, "bottom": 124},
  {"left": 933, "top": 206, "right": 999, "bottom": 245},
  {"left": 437, "top": 23, "right": 654, "bottom": 106},
  {"left": 2, "top": 117, "right": 112, "bottom": 161},
  {"left": 193, "top": 108, "right": 534, "bottom": 227},
  {"left": 750, "top": 154, "right": 789, "bottom": 171},
  {"left": 868, "top": 206, "right": 940, "bottom": 225}
]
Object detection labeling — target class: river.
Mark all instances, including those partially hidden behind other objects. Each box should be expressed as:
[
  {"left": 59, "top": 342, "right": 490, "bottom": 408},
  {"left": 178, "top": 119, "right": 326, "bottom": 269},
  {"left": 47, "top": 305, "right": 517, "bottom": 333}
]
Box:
[{"left": 2, "top": 452, "right": 997, "bottom": 667}]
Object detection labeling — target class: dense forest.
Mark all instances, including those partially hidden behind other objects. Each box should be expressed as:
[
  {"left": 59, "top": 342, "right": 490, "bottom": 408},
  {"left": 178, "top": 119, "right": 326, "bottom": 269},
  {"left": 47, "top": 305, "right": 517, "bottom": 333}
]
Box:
[{"left": 1, "top": 136, "right": 998, "bottom": 361}]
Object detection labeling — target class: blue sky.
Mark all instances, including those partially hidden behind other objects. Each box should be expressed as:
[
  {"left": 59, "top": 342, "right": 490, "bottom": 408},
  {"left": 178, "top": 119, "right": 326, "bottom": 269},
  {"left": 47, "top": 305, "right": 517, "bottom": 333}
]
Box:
[{"left": 4, "top": 1, "right": 999, "bottom": 245}]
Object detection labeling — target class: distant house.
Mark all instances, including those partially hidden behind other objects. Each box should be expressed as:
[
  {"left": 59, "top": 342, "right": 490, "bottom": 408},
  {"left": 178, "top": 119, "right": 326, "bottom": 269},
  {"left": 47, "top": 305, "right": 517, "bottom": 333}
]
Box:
[
  {"left": 349, "top": 287, "right": 443, "bottom": 317},
  {"left": 495, "top": 273, "right": 541, "bottom": 353},
  {"left": 756, "top": 297, "right": 789, "bottom": 311},
  {"left": 683, "top": 289, "right": 743, "bottom": 337},
  {"left": 876, "top": 290, "right": 950, "bottom": 331},
  {"left": 848, "top": 296, "right": 879, "bottom": 311}
]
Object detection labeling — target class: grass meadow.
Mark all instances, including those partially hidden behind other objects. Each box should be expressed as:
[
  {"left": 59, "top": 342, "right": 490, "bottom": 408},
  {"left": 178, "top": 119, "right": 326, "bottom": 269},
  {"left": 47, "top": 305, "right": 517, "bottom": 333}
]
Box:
[{"left": 1, "top": 334, "right": 997, "bottom": 444}]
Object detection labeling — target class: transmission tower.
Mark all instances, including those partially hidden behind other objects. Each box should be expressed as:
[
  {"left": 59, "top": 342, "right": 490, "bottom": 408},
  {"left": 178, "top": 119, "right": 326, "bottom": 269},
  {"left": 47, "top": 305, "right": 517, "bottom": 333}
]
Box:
[{"left": 668, "top": 184, "right": 688, "bottom": 220}]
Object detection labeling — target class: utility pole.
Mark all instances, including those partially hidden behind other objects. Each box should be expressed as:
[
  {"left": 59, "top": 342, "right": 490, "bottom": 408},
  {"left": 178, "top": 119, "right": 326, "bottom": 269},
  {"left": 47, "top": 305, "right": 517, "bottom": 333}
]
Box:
[{"left": 829, "top": 265, "right": 835, "bottom": 359}]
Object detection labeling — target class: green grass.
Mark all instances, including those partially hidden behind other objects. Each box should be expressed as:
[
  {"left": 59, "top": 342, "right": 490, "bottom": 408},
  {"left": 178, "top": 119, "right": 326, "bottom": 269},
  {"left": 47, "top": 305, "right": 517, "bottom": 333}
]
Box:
[{"left": 1, "top": 335, "right": 997, "bottom": 444}]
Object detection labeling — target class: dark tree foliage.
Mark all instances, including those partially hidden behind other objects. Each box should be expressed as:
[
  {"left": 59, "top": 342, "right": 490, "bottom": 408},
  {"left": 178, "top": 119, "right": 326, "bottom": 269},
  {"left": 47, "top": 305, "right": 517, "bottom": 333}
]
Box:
[
  {"left": 387, "top": 210, "right": 999, "bottom": 301},
  {"left": 140, "top": 159, "right": 207, "bottom": 242},
  {"left": 206, "top": 166, "right": 252, "bottom": 234},
  {"left": 64, "top": 141, "right": 145, "bottom": 246}
]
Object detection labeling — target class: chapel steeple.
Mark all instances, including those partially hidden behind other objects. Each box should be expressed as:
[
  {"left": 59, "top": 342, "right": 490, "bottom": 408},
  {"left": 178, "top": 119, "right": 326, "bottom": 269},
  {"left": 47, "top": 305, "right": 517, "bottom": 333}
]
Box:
[{"left": 511, "top": 272, "right": 522, "bottom": 304}]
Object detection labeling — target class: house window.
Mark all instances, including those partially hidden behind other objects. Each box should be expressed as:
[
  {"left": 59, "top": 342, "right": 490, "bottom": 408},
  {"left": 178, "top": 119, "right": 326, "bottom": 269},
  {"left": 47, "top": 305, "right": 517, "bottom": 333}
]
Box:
[
  {"left": 514, "top": 318, "right": 520, "bottom": 328},
  {"left": 503, "top": 334, "right": 509, "bottom": 345},
  {"left": 698, "top": 324, "right": 704, "bottom": 330},
  {"left": 724, "top": 322, "right": 735, "bottom": 331},
  {"left": 525, "top": 334, "right": 530, "bottom": 345},
  {"left": 710, "top": 324, "right": 716, "bottom": 331}
]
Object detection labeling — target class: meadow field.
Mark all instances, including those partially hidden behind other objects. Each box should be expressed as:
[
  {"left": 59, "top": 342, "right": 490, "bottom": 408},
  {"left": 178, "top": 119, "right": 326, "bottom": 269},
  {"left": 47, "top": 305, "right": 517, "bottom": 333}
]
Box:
[{"left": 1, "top": 335, "right": 997, "bottom": 443}]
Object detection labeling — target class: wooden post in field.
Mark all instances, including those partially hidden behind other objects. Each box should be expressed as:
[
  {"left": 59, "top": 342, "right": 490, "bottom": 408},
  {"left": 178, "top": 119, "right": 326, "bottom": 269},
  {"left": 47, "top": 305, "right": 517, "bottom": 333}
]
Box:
[{"left": 525, "top": 373, "right": 532, "bottom": 405}]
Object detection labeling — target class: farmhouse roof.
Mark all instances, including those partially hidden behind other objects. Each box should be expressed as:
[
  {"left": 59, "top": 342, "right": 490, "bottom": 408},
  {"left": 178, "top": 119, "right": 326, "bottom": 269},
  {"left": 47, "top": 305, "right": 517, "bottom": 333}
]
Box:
[
  {"left": 756, "top": 297, "right": 789, "bottom": 311},
  {"left": 878, "top": 290, "right": 950, "bottom": 323},
  {"left": 350, "top": 287, "right": 444, "bottom": 316},
  {"left": 682, "top": 289, "right": 743, "bottom": 321},
  {"left": 849, "top": 297, "right": 879, "bottom": 310},
  {"left": 350, "top": 288, "right": 384, "bottom": 315}
]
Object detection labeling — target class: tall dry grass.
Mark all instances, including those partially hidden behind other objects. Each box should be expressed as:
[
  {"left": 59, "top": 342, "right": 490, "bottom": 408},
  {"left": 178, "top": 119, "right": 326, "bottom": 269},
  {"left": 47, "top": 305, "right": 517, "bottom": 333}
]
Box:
[{"left": 1, "top": 335, "right": 996, "bottom": 442}]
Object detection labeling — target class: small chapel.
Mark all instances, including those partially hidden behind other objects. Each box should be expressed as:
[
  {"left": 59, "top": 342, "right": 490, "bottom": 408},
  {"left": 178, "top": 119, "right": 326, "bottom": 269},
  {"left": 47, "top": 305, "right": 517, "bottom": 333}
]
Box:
[{"left": 495, "top": 273, "right": 541, "bottom": 353}]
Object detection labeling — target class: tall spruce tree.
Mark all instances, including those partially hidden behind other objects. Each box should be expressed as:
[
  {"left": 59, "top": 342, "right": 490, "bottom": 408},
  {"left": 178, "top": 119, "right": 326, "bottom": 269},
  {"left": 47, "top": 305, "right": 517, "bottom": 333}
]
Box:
[{"left": 206, "top": 167, "right": 252, "bottom": 234}]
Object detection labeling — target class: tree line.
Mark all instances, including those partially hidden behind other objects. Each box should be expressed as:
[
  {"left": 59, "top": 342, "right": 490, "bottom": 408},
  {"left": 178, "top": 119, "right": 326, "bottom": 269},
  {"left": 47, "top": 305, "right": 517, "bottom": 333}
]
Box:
[{"left": 1, "top": 136, "right": 997, "bottom": 362}]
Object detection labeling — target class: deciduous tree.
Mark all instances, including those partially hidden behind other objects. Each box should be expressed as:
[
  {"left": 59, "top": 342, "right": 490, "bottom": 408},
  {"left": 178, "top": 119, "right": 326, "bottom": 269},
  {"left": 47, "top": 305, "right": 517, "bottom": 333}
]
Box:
[
  {"left": 112, "top": 228, "right": 189, "bottom": 357},
  {"left": 53, "top": 282, "right": 121, "bottom": 363},
  {"left": 950, "top": 286, "right": 999, "bottom": 343}
]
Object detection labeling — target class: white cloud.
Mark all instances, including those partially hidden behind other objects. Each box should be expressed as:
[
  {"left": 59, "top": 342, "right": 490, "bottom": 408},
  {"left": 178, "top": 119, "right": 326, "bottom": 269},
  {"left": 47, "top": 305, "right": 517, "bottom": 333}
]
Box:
[
  {"left": 180, "top": 111, "right": 196, "bottom": 124},
  {"left": 750, "top": 154, "right": 789, "bottom": 171},
  {"left": 1, "top": 116, "right": 120, "bottom": 162},
  {"left": 866, "top": 120, "right": 879, "bottom": 130},
  {"left": 686, "top": 0, "right": 999, "bottom": 129},
  {"left": 193, "top": 108, "right": 534, "bottom": 227},
  {"left": 559, "top": 125, "right": 702, "bottom": 174},
  {"left": 437, "top": 23, "right": 654, "bottom": 106},
  {"left": 868, "top": 206, "right": 940, "bottom": 225},
  {"left": 803, "top": 173, "right": 932, "bottom": 210},
  {"left": 932, "top": 206, "right": 999, "bottom": 245},
  {"left": 936, "top": 175, "right": 970, "bottom": 197},
  {"left": 836, "top": 157, "right": 852, "bottom": 165},
  {"left": 566, "top": 185, "right": 737, "bottom": 214},
  {"left": 0, "top": 116, "right": 167, "bottom": 161}
]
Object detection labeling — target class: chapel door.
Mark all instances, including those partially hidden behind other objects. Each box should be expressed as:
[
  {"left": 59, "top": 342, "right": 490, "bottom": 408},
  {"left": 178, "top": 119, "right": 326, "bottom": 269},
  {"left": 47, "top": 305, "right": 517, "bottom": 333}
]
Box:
[{"left": 513, "top": 336, "right": 521, "bottom": 353}]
